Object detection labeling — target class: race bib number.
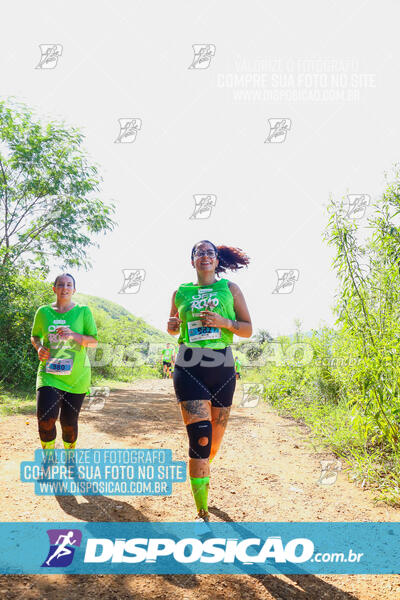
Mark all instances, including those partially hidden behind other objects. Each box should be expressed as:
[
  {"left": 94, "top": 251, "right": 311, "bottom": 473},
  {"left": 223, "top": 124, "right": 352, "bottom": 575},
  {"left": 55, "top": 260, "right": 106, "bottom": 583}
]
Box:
[
  {"left": 188, "top": 320, "right": 221, "bottom": 342},
  {"left": 45, "top": 358, "right": 73, "bottom": 375}
]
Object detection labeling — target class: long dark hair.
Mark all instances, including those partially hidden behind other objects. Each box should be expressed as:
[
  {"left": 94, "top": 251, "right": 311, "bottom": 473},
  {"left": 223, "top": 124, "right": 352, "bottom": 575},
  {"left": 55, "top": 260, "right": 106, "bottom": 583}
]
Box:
[
  {"left": 191, "top": 240, "right": 250, "bottom": 276},
  {"left": 53, "top": 273, "right": 76, "bottom": 288}
]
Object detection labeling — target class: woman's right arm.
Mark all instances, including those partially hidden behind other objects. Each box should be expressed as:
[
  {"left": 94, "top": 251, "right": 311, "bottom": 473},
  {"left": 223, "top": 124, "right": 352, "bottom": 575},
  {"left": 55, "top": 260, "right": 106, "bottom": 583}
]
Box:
[
  {"left": 31, "top": 309, "right": 50, "bottom": 360},
  {"left": 167, "top": 290, "right": 182, "bottom": 335},
  {"left": 31, "top": 336, "right": 50, "bottom": 361}
]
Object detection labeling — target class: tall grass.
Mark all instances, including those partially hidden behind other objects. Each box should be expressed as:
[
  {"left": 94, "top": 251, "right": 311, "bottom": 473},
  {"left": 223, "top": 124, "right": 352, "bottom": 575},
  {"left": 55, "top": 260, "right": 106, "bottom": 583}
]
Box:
[{"left": 244, "top": 166, "right": 400, "bottom": 506}]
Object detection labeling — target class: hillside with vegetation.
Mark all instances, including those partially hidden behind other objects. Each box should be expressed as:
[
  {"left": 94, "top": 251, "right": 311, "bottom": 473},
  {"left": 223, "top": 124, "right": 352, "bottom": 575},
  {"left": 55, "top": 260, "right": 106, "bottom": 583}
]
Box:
[{"left": 75, "top": 293, "right": 168, "bottom": 339}]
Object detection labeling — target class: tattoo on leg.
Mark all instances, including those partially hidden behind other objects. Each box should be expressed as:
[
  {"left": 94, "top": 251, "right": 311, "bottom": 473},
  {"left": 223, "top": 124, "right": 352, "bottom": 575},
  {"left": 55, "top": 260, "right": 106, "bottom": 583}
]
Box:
[
  {"left": 215, "top": 407, "right": 231, "bottom": 427},
  {"left": 183, "top": 399, "right": 210, "bottom": 419}
]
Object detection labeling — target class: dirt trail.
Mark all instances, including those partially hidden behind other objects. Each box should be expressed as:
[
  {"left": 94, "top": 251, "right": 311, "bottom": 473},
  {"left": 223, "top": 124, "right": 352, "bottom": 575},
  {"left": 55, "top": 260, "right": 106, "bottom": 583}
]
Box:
[{"left": 0, "top": 378, "right": 399, "bottom": 599}]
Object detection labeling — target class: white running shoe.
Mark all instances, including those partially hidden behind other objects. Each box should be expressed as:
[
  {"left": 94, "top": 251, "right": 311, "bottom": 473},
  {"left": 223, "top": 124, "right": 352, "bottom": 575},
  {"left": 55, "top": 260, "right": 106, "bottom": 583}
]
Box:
[
  {"left": 194, "top": 509, "right": 210, "bottom": 522},
  {"left": 193, "top": 509, "right": 211, "bottom": 535}
]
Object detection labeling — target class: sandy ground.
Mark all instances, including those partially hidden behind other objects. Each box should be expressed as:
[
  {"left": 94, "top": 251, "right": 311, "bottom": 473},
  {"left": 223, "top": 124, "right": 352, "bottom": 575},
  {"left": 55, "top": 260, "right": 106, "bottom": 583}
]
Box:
[{"left": 0, "top": 378, "right": 399, "bottom": 599}]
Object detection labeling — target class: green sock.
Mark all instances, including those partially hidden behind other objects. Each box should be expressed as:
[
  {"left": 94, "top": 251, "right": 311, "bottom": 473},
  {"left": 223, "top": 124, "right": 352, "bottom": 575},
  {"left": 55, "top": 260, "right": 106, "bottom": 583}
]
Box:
[
  {"left": 63, "top": 440, "right": 76, "bottom": 450},
  {"left": 41, "top": 439, "right": 55, "bottom": 450},
  {"left": 190, "top": 476, "right": 209, "bottom": 512}
]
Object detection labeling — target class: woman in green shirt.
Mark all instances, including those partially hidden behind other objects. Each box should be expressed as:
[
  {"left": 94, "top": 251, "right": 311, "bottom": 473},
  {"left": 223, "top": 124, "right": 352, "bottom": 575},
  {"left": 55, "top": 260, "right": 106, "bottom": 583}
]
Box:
[
  {"left": 30, "top": 273, "right": 98, "bottom": 450},
  {"left": 167, "top": 240, "right": 252, "bottom": 521}
]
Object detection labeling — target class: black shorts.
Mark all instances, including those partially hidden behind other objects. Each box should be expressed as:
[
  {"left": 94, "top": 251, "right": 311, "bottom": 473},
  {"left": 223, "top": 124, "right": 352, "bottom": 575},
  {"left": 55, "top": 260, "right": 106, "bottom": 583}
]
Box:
[
  {"left": 162, "top": 361, "right": 172, "bottom": 367},
  {"left": 172, "top": 344, "right": 236, "bottom": 407}
]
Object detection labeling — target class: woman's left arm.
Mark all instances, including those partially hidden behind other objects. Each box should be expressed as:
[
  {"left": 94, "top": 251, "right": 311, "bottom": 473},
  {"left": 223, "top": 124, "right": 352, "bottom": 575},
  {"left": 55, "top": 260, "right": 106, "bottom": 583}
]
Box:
[
  {"left": 71, "top": 333, "right": 98, "bottom": 348},
  {"left": 224, "top": 282, "right": 252, "bottom": 338},
  {"left": 56, "top": 328, "right": 98, "bottom": 348},
  {"left": 56, "top": 307, "right": 98, "bottom": 348}
]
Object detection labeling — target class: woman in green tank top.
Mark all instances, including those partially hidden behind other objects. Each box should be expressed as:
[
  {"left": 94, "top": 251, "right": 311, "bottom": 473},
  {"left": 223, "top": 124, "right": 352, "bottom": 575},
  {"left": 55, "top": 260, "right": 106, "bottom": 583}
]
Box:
[{"left": 167, "top": 240, "right": 252, "bottom": 521}]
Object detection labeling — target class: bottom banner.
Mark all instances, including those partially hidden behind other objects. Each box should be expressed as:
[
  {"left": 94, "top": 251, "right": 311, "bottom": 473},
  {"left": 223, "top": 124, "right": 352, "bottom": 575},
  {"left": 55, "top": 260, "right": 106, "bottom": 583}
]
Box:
[{"left": 1, "top": 522, "right": 399, "bottom": 575}]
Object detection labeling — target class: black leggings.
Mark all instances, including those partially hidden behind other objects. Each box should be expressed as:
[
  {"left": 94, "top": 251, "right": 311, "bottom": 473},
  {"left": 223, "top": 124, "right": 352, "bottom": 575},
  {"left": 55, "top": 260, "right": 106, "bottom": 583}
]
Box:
[
  {"left": 36, "top": 386, "right": 86, "bottom": 443},
  {"left": 173, "top": 344, "right": 236, "bottom": 407}
]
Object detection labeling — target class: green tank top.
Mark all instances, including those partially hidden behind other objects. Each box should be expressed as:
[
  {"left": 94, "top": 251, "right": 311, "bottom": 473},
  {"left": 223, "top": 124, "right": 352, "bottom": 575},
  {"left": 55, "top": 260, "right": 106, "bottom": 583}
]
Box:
[{"left": 175, "top": 278, "right": 236, "bottom": 348}]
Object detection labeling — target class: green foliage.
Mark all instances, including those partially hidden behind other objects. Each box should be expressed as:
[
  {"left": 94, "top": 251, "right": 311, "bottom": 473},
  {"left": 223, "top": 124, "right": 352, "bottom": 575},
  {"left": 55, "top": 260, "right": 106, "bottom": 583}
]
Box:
[
  {"left": 322, "top": 171, "right": 400, "bottom": 453},
  {"left": 0, "top": 265, "right": 53, "bottom": 388},
  {"left": 0, "top": 98, "right": 115, "bottom": 272},
  {"left": 75, "top": 293, "right": 168, "bottom": 340},
  {"left": 247, "top": 167, "right": 400, "bottom": 504},
  {"left": 235, "top": 328, "right": 273, "bottom": 364}
]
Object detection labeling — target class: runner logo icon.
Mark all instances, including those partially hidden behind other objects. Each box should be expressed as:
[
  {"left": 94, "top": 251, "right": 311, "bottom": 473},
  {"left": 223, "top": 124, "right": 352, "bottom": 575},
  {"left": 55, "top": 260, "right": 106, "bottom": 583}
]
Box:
[
  {"left": 35, "top": 44, "right": 63, "bottom": 69},
  {"left": 272, "top": 269, "right": 299, "bottom": 294},
  {"left": 41, "top": 529, "right": 82, "bottom": 567},
  {"left": 114, "top": 118, "right": 142, "bottom": 143},
  {"left": 188, "top": 44, "right": 216, "bottom": 69},
  {"left": 264, "top": 118, "right": 292, "bottom": 143},
  {"left": 344, "top": 194, "right": 370, "bottom": 219},
  {"left": 189, "top": 194, "right": 217, "bottom": 219},
  {"left": 119, "top": 269, "right": 146, "bottom": 294}
]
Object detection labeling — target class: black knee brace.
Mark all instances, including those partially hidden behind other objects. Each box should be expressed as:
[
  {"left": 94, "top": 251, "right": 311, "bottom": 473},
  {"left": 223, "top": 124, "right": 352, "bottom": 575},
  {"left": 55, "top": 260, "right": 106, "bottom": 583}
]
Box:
[{"left": 186, "top": 420, "right": 212, "bottom": 459}]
